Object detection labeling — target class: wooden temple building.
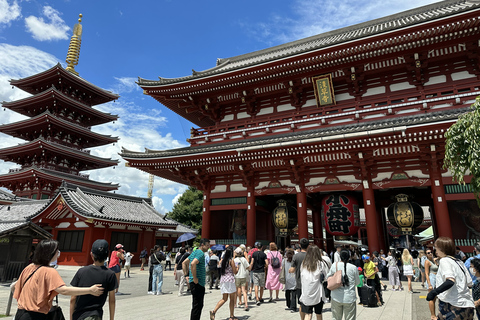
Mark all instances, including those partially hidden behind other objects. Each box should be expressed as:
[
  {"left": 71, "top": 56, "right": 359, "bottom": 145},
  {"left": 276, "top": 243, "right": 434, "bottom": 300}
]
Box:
[
  {"left": 0, "top": 15, "right": 196, "bottom": 272},
  {"left": 122, "top": 0, "right": 480, "bottom": 252}
]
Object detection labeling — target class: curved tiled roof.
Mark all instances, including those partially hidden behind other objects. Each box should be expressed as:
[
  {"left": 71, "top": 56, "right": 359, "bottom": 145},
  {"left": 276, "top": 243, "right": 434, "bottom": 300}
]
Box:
[
  {"left": 0, "top": 111, "right": 118, "bottom": 148},
  {"left": 58, "top": 185, "right": 173, "bottom": 226},
  {"left": 0, "top": 200, "right": 50, "bottom": 221},
  {"left": 138, "top": 0, "right": 479, "bottom": 86},
  {"left": 2, "top": 86, "right": 118, "bottom": 125},
  {"left": 121, "top": 106, "right": 468, "bottom": 159},
  {"left": 0, "top": 166, "right": 119, "bottom": 190},
  {"left": 10, "top": 63, "right": 119, "bottom": 104},
  {"left": 0, "top": 138, "right": 119, "bottom": 169}
]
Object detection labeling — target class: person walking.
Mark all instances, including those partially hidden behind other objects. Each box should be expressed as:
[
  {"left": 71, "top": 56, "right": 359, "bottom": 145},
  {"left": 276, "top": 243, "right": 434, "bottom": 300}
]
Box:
[
  {"left": 207, "top": 250, "right": 220, "bottom": 290},
  {"left": 250, "top": 242, "right": 267, "bottom": 306},
  {"left": 327, "top": 249, "right": 360, "bottom": 320},
  {"left": 210, "top": 246, "right": 238, "bottom": 320},
  {"left": 108, "top": 244, "right": 125, "bottom": 294},
  {"left": 175, "top": 248, "right": 190, "bottom": 296},
  {"left": 283, "top": 248, "right": 297, "bottom": 312},
  {"left": 183, "top": 239, "right": 210, "bottom": 320},
  {"left": 265, "top": 242, "right": 283, "bottom": 302},
  {"left": 382, "top": 250, "right": 402, "bottom": 291},
  {"left": 165, "top": 249, "right": 172, "bottom": 271},
  {"left": 233, "top": 247, "right": 250, "bottom": 311},
  {"left": 147, "top": 248, "right": 154, "bottom": 294},
  {"left": 70, "top": 239, "right": 118, "bottom": 320},
  {"left": 468, "top": 258, "right": 480, "bottom": 319},
  {"left": 426, "top": 237, "right": 474, "bottom": 319},
  {"left": 363, "top": 255, "right": 382, "bottom": 306},
  {"left": 124, "top": 251, "right": 134, "bottom": 278},
  {"left": 151, "top": 245, "right": 166, "bottom": 295},
  {"left": 418, "top": 250, "right": 426, "bottom": 287},
  {"left": 289, "top": 237, "right": 309, "bottom": 318},
  {"left": 401, "top": 249, "right": 414, "bottom": 293},
  {"left": 13, "top": 239, "right": 104, "bottom": 320},
  {"left": 424, "top": 249, "right": 439, "bottom": 320},
  {"left": 140, "top": 247, "right": 148, "bottom": 271},
  {"left": 299, "top": 245, "right": 328, "bottom": 320}
]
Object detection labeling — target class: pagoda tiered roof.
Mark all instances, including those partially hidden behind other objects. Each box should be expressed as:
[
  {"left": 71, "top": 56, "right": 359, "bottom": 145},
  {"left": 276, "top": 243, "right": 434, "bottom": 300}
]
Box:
[
  {"left": 2, "top": 86, "right": 118, "bottom": 126},
  {"left": 0, "top": 138, "right": 119, "bottom": 170},
  {"left": 10, "top": 63, "right": 119, "bottom": 106},
  {"left": 0, "top": 111, "right": 118, "bottom": 148},
  {"left": 0, "top": 166, "right": 118, "bottom": 192}
]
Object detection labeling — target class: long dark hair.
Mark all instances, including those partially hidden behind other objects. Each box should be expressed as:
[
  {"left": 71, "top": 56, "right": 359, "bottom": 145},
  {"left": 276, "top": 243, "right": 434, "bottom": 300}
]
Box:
[
  {"left": 302, "top": 245, "right": 322, "bottom": 272},
  {"left": 286, "top": 248, "right": 294, "bottom": 262},
  {"left": 340, "top": 249, "right": 350, "bottom": 286},
  {"left": 220, "top": 246, "right": 234, "bottom": 275},
  {"left": 33, "top": 239, "right": 59, "bottom": 266}
]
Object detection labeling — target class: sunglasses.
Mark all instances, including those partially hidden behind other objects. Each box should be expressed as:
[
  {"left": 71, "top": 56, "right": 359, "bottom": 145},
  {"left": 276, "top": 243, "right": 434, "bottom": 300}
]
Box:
[{"left": 426, "top": 252, "right": 432, "bottom": 254}]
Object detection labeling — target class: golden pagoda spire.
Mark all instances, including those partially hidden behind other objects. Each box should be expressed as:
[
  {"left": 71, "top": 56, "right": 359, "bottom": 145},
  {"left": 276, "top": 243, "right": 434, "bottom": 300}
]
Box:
[{"left": 65, "top": 14, "right": 83, "bottom": 76}]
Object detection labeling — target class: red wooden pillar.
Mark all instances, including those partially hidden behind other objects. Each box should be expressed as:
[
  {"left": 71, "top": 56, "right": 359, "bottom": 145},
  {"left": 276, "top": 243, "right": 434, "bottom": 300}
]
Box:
[
  {"left": 362, "top": 179, "right": 380, "bottom": 253},
  {"left": 312, "top": 207, "right": 324, "bottom": 249},
  {"left": 297, "top": 186, "right": 309, "bottom": 240},
  {"left": 201, "top": 190, "right": 211, "bottom": 239},
  {"left": 430, "top": 145, "right": 453, "bottom": 239},
  {"left": 246, "top": 187, "right": 256, "bottom": 247}
]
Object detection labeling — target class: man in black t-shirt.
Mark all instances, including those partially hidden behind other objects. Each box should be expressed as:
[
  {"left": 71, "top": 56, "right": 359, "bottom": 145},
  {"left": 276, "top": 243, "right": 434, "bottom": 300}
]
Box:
[
  {"left": 289, "top": 237, "right": 309, "bottom": 315},
  {"left": 249, "top": 242, "right": 267, "bottom": 306},
  {"left": 70, "top": 239, "right": 118, "bottom": 320}
]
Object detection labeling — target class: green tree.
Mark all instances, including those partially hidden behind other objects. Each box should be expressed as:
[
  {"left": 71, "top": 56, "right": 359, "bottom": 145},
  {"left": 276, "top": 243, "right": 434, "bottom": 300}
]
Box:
[
  {"left": 167, "top": 186, "right": 204, "bottom": 234},
  {"left": 444, "top": 96, "right": 480, "bottom": 205}
]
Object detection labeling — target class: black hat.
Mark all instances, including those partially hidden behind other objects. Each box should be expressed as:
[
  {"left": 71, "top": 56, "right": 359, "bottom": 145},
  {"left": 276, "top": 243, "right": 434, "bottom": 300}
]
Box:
[
  {"left": 91, "top": 239, "right": 109, "bottom": 259},
  {"left": 255, "top": 241, "right": 262, "bottom": 248}
]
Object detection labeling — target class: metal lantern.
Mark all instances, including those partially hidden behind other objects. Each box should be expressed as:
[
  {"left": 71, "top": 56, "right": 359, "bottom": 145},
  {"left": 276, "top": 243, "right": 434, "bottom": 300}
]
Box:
[
  {"left": 386, "top": 194, "right": 424, "bottom": 235},
  {"left": 322, "top": 194, "right": 360, "bottom": 236},
  {"left": 272, "top": 199, "right": 297, "bottom": 236}
]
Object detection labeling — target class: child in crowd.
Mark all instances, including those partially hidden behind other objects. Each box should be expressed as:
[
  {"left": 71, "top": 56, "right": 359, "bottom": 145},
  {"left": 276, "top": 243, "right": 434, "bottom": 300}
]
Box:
[
  {"left": 124, "top": 252, "right": 134, "bottom": 278},
  {"left": 357, "top": 267, "right": 364, "bottom": 304}
]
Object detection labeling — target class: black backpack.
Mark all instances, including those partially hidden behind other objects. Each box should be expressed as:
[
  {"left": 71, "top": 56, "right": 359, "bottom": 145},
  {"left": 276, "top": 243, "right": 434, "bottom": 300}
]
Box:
[{"left": 271, "top": 252, "right": 281, "bottom": 268}]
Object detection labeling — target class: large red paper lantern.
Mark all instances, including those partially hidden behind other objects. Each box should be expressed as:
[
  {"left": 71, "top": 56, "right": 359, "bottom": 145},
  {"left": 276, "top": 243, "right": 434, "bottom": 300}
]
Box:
[{"left": 322, "top": 194, "right": 360, "bottom": 236}]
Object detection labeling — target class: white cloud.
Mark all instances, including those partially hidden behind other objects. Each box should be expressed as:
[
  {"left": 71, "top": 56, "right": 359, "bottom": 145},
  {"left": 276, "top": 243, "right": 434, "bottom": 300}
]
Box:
[
  {"left": 0, "top": 0, "right": 21, "bottom": 26},
  {"left": 111, "top": 77, "right": 140, "bottom": 94},
  {"left": 172, "top": 192, "right": 183, "bottom": 206},
  {"left": 245, "top": 0, "right": 442, "bottom": 45},
  {"left": 25, "top": 6, "right": 70, "bottom": 41}
]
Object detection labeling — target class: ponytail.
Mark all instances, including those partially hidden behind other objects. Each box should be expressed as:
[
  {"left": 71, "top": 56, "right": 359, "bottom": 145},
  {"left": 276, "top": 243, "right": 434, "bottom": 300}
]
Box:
[{"left": 340, "top": 249, "right": 350, "bottom": 286}]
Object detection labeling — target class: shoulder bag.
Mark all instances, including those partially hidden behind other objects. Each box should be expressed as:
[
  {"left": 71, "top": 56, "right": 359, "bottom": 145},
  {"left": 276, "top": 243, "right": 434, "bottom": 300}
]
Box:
[
  {"left": 279, "top": 259, "right": 286, "bottom": 284},
  {"left": 47, "top": 295, "right": 65, "bottom": 320},
  {"left": 327, "top": 262, "right": 343, "bottom": 290}
]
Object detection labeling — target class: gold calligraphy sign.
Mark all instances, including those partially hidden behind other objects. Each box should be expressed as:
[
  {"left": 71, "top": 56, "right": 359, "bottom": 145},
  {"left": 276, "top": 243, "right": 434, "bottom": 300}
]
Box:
[{"left": 312, "top": 74, "right": 336, "bottom": 107}]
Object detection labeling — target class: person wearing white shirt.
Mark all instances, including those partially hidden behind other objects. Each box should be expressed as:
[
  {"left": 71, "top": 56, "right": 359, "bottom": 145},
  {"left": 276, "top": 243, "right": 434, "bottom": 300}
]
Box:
[
  {"left": 333, "top": 246, "right": 342, "bottom": 263},
  {"left": 327, "top": 249, "right": 360, "bottom": 320},
  {"left": 426, "top": 237, "right": 474, "bottom": 319}
]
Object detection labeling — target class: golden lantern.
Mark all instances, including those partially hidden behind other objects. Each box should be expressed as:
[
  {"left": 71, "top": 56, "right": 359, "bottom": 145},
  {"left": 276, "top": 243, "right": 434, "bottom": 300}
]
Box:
[
  {"left": 272, "top": 199, "right": 297, "bottom": 236},
  {"left": 386, "top": 194, "right": 424, "bottom": 235}
]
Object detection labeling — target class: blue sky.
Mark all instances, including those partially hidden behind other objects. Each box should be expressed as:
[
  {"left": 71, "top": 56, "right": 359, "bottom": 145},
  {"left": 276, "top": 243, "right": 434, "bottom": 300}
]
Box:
[{"left": 0, "top": 0, "right": 440, "bottom": 213}]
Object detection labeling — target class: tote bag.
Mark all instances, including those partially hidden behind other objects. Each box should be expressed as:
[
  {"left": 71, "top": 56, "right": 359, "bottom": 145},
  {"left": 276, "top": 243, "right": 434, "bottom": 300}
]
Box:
[{"left": 327, "top": 262, "right": 343, "bottom": 291}]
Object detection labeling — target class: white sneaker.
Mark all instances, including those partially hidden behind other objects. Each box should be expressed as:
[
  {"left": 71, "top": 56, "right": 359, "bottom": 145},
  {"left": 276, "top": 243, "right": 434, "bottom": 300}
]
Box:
[{"left": 147, "top": 291, "right": 154, "bottom": 295}]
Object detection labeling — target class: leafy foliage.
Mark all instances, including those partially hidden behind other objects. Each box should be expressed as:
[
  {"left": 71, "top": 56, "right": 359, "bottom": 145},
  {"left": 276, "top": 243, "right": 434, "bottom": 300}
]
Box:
[
  {"left": 444, "top": 96, "right": 480, "bottom": 205},
  {"left": 166, "top": 186, "right": 204, "bottom": 234}
]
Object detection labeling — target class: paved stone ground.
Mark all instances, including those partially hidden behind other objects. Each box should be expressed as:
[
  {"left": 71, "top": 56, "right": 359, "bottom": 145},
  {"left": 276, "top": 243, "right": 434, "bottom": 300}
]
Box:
[{"left": 0, "top": 266, "right": 429, "bottom": 319}]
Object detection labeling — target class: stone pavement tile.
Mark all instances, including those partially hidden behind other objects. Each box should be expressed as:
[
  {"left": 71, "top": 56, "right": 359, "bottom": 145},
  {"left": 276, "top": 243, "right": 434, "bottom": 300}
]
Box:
[{"left": 0, "top": 267, "right": 418, "bottom": 320}]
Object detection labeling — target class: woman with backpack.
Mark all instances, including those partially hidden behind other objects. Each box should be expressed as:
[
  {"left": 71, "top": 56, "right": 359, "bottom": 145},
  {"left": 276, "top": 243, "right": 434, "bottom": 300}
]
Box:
[
  {"left": 326, "top": 249, "right": 360, "bottom": 320},
  {"left": 265, "top": 242, "right": 283, "bottom": 302}
]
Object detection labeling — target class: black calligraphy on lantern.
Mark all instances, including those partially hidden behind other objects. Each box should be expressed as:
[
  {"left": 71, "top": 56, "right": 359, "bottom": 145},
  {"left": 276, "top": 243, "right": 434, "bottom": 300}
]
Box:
[{"left": 325, "top": 195, "right": 352, "bottom": 234}]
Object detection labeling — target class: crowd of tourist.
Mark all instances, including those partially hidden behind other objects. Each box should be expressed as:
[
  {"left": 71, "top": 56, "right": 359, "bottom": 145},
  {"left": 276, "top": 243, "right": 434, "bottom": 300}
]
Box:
[
  {"left": 10, "top": 235, "right": 480, "bottom": 320},
  {"left": 168, "top": 236, "right": 480, "bottom": 320}
]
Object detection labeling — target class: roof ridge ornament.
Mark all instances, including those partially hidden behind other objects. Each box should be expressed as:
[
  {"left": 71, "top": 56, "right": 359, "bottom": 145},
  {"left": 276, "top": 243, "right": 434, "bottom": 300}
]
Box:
[{"left": 66, "top": 14, "right": 83, "bottom": 76}]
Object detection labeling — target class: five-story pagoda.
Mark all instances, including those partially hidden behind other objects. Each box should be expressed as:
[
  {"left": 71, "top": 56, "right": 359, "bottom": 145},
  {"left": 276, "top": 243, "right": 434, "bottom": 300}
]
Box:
[{"left": 0, "top": 14, "right": 119, "bottom": 199}]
